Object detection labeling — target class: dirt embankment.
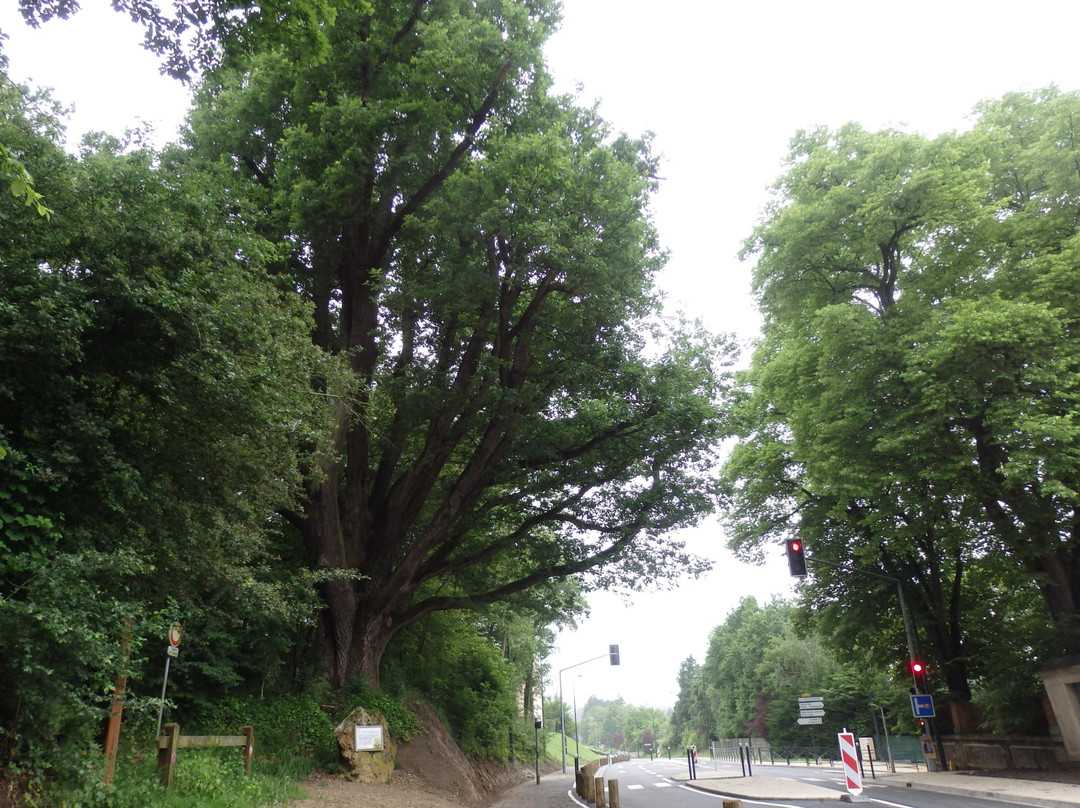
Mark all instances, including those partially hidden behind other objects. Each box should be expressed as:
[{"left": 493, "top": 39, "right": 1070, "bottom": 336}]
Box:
[{"left": 290, "top": 701, "right": 549, "bottom": 808}]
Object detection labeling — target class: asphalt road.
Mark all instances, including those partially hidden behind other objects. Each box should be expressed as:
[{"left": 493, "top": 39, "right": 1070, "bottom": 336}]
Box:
[{"left": 587, "top": 757, "right": 1051, "bottom": 808}]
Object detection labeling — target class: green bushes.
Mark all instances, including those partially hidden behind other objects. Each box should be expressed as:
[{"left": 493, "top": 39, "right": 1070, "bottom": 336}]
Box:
[
  {"left": 382, "top": 611, "right": 519, "bottom": 760},
  {"left": 192, "top": 693, "right": 337, "bottom": 766}
]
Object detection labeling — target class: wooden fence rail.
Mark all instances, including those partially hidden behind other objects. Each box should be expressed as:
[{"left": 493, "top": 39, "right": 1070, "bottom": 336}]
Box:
[{"left": 156, "top": 722, "right": 254, "bottom": 788}]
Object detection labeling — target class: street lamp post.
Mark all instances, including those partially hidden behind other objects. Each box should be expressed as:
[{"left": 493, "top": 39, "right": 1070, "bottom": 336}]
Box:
[
  {"left": 558, "top": 646, "right": 620, "bottom": 773},
  {"left": 573, "top": 681, "right": 579, "bottom": 761}
]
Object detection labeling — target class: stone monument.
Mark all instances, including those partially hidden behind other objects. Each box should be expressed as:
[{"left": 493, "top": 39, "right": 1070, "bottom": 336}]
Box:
[{"left": 334, "top": 706, "right": 397, "bottom": 782}]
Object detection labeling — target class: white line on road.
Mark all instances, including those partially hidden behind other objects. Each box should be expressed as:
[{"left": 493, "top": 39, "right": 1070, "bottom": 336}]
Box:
[
  {"left": 676, "top": 784, "right": 806, "bottom": 808},
  {"left": 867, "top": 798, "right": 922, "bottom": 808}
]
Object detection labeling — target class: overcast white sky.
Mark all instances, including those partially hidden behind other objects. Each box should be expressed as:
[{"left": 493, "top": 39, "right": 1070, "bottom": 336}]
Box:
[{"left": 4, "top": 0, "right": 1080, "bottom": 713}]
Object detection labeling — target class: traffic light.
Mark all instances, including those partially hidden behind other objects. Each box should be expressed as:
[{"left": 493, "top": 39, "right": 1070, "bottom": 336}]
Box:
[
  {"left": 609, "top": 644, "right": 620, "bottom": 666},
  {"left": 786, "top": 539, "right": 807, "bottom": 576},
  {"left": 910, "top": 660, "right": 928, "bottom": 692}
]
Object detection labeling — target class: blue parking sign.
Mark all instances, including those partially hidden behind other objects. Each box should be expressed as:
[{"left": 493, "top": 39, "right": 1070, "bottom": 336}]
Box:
[{"left": 910, "top": 694, "right": 935, "bottom": 718}]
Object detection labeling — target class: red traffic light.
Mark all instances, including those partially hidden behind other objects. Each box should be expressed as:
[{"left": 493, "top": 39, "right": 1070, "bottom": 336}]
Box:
[
  {"left": 911, "top": 661, "right": 925, "bottom": 674},
  {"left": 786, "top": 539, "right": 807, "bottom": 576}
]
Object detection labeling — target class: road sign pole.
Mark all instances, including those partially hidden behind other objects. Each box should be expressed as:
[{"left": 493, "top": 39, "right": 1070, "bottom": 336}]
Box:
[
  {"left": 155, "top": 624, "right": 182, "bottom": 739},
  {"left": 155, "top": 653, "right": 172, "bottom": 739}
]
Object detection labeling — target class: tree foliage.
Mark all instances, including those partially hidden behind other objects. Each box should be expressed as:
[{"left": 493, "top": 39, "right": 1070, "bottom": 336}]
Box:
[
  {"left": 578, "top": 697, "right": 666, "bottom": 755},
  {"left": 0, "top": 72, "right": 340, "bottom": 784},
  {"left": 184, "top": 0, "right": 734, "bottom": 689},
  {"left": 723, "top": 87, "right": 1080, "bottom": 733},
  {"left": 674, "top": 597, "right": 911, "bottom": 749},
  {"left": 10, "top": 0, "right": 351, "bottom": 79}
]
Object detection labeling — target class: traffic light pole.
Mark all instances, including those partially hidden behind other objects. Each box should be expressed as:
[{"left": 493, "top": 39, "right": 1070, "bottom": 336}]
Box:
[
  {"left": 802, "top": 556, "right": 920, "bottom": 673},
  {"left": 800, "top": 554, "right": 945, "bottom": 769}
]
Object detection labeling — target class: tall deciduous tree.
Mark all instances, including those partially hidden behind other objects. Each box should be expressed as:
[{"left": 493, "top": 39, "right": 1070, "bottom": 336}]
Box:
[
  {"left": 724, "top": 88, "right": 1080, "bottom": 731},
  {"left": 0, "top": 74, "right": 339, "bottom": 767},
  {"left": 185, "top": 0, "right": 732, "bottom": 689}
]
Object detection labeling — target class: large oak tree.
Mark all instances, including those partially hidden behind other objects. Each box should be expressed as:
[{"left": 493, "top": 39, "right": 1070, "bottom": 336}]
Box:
[{"left": 185, "top": 0, "right": 732, "bottom": 688}]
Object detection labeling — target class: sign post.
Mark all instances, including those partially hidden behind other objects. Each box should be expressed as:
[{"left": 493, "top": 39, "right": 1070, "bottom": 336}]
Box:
[
  {"left": 797, "top": 695, "right": 826, "bottom": 726},
  {"left": 155, "top": 623, "right": 182, "bottom": 738}
]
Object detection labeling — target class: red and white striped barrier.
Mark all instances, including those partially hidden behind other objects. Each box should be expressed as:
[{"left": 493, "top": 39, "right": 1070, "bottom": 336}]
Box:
[{"left": 837, "top": 730, "right": 862, "bottom": 796}]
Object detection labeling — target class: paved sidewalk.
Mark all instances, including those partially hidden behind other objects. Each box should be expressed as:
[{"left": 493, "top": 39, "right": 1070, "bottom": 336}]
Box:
[
  {"left": 874, "top": 769, "right": 1080, "bottom": 808},
  {"left": 675, "top": 766, "right": 1080, "bottom": 806},
  {"left": 489, "top": 770, "right": 578, "bottom": 808}
]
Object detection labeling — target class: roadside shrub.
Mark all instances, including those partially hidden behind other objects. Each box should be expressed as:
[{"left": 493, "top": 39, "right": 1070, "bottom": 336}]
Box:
[
  {"left": 323, "top": 678, "right": 424, "bottom": 743},
  {"left": 192, "top": 693, "right": 335, "bottom": 766}
]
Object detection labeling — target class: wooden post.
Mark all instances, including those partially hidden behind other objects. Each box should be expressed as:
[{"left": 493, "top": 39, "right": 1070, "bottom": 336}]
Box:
[
  {"left": 584, "top": 771, "right": 595, "bottom": 803},
  {"left": 157, "top": 723, "right": 180, "bottom": 788},
  {"left": 103, "top": 619, "right": 133, "bottom": 788},
  {"left": 607, "top": 779, "right": 619, "bottom": 808},
  {"left": 241, "top": 726, "right": 255, "bottom": 775},
  {"left": 594, "top": 775, "right": 606, "bottom": 807},
  {"left": 102, "top": 671, "right": 127, "bottom": 785}
]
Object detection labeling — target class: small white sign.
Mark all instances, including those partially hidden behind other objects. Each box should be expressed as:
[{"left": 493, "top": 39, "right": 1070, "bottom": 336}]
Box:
[
  {"left": 166, "top": 646, "right": 179, "bottom": 658},
  {"left": 354, "top": 725, "right": 384, "bottom": 751}
]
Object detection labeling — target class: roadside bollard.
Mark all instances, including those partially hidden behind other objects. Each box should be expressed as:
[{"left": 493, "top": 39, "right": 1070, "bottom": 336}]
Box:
[
  {"left": 607, "top": 779, "right": 619, "bottom": 808},
  {"left": 594, "top": 776, "right": 605, "bottom": 807}
]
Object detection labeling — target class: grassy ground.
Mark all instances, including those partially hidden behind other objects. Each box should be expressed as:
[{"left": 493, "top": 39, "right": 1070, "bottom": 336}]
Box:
[{"left": 544, "top": 733, "right": 605, "bottom": 765}]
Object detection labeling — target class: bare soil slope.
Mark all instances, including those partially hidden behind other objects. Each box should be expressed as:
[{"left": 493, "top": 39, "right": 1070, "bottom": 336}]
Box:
[{"left": 290, "top": 701, "right": 541, "bottom": 808}]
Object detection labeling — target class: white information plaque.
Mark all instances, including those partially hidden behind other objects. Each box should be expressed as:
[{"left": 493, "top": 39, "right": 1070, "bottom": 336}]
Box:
[{"left": 354, "top": 725, "right": 384, "bottom": 751}]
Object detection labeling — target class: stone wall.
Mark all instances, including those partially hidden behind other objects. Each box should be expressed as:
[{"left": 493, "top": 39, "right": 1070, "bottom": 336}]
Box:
[{"left": 941, "top": 735, "right": 1066, "bottom": 770}]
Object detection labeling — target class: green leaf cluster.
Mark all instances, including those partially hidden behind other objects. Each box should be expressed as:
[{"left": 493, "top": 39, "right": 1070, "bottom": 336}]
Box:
[
  {"left": 724, "top": 86, "right": 1080, "bottom": 734},
  {"left": 0, "top": 69, "right": 343, "bottom": 789},
  {"left": 672, "top": 597, "right": 913, "bottom": 749}
]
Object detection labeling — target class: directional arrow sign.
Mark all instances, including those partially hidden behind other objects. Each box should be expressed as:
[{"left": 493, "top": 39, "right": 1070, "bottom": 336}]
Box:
[
  {"left": 799, "top": 709, "right": 826, "bottom": 717},
  {"left": 798, "top": 696, "right": 824, "bottom": 703},
  {"left": 799, "top": 701, "right": 825, "bottom": 710},
  {"left": 797, "top": 717, "right": 823, "bottom": 725}
]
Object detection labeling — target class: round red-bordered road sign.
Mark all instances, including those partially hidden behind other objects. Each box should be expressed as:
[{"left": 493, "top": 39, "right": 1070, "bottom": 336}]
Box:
[{"left": 168, "top": 622, "right": 182, "bottom": 647}]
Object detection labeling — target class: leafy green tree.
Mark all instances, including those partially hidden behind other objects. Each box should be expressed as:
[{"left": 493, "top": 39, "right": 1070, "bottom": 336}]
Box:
[
  {"left": 724, "top": 89, "right": 1080, "bottom": 732},
  {"left": 184, "top": 0, "right": 733, "bottom": 690},
  {"left": 0, "top": 73, "right": 338, "bottom": 785},
  {"left": 668, "top": 656, "right": 711, "bottom": 748},
  {"left": 701, "top": 597, "right": 789, "bottom": 738}
]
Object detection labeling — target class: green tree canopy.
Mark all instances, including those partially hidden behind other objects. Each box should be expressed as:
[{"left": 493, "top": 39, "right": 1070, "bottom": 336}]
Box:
[
  {"left": 723, "top": 86, "right": 1080, "bottom": 733},
  {"left": 183, "top": 0, "right": 734, "bottom": 688},
  {"left": 0, "top": 72, "right": 339, "bottom": 771}
]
